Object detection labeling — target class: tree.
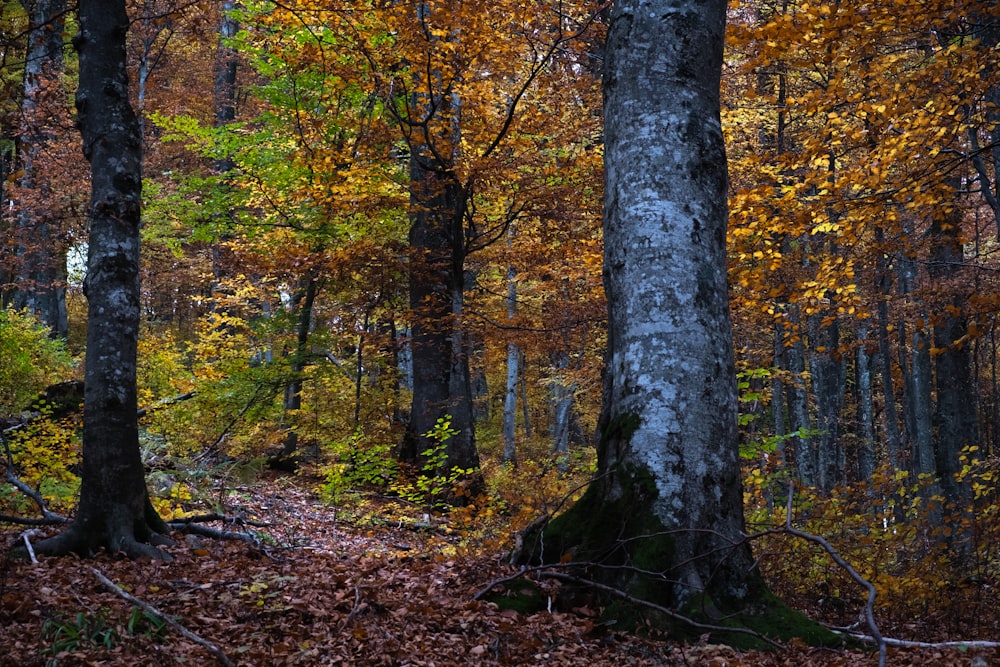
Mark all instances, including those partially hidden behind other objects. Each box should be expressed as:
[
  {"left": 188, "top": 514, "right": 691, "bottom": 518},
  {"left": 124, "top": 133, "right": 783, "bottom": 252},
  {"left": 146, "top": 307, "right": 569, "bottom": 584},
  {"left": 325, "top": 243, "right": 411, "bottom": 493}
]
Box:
[
  {"left": 32, "top": 0, "right": 171, "bottom": 559},
  {"left": 517, "top": 0, "right": 791, "bottom": 627},
  {"left": 6, "top": 0, "right": 72, "bottom": 338}
]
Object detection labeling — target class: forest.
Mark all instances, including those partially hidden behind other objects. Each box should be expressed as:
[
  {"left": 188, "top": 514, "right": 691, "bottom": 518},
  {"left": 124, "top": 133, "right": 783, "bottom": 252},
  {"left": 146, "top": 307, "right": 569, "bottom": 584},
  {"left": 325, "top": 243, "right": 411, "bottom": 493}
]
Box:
[{"left": 2, "top": 0, "right": 1000, "bottom": 665}]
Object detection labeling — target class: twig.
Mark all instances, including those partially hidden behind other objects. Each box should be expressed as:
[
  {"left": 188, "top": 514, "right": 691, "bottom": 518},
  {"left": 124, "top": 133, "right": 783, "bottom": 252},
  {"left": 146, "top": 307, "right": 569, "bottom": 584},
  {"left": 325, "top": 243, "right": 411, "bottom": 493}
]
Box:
[
  {"left": 88, "top": 567, "right": 235, "bottom": 667},
  {"left": 2, "top": 436, "right": 68, "bottom": 524},
  {"left": 136, "top": 391, "right": 196, "bottom": 419},
  {"left": 167, "top": 512, "right": 270, "bottom": 528},
  {"left": 539, "top": 570, "right": 785, "bottom": 649},
  {"left": 20, "top": 529, "right": 39, "bottom": 564},
  {"left": 776, "top": 480, "right": 886, "bottom": 667}
]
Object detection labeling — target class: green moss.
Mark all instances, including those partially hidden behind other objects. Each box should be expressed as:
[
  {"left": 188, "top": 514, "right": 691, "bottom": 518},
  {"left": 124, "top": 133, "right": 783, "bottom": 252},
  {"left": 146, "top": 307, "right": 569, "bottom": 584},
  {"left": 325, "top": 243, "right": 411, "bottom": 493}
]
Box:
[
  {"left": 690, "top": 588, "right": 844, "bottom": 650},
  {"left": 514, "top": 456, "right": 836, "bottom": 648},
  {"left": 598, "top": 411, "right": 641, "bottom": 449}
]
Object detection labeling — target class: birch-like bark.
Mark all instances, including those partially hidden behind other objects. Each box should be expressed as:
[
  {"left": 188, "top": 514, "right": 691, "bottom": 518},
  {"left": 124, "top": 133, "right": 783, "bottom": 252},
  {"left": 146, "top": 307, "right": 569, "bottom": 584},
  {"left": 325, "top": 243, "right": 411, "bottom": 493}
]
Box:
[{"left": 596, "top": 0, "right": 756, "bottom": 605}]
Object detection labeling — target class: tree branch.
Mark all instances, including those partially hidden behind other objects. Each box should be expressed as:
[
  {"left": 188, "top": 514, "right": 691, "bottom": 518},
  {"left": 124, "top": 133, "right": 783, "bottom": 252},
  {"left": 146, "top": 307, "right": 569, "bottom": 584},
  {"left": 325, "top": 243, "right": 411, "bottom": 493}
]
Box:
[{"left": 88, "top": 567, "right": 236, "bottom": 667}]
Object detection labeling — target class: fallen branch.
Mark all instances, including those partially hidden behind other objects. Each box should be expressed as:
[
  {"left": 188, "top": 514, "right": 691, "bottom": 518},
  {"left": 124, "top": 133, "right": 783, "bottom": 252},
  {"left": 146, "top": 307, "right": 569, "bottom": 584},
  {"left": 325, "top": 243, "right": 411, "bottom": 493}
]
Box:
[
  {"left": 1, "top": 436, "right": 68, "bottom": 525},
  {"left": 847, "top": 634, "right": 1000, "bottom": 651},
  {"left": 169, "top": 522, "right": 262, "bottom": 543},
  {"left": 88, "top": 567, "right": 235, "bottom": 667},
  {"left": 168, "top": 512, "right": 270, "bottom": 528},
  {"left": 473, "top": 561, "right": 783, "bottom": 649},
  {"left": 751, "top": 481, "right": 887, "bottom": 667},
  {"left": 539, "top": 569, "right": 784, "bottom": 649},
  {"left": 0, "top": 512, "right": 68, "bottom": 526}
]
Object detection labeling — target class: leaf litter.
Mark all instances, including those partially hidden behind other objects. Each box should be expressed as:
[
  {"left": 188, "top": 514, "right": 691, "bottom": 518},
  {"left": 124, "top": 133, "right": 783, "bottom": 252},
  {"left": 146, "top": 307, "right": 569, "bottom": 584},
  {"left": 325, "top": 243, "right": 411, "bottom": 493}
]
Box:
[{"left": 1, "top": 474, "right": 995, "bottom": 666}]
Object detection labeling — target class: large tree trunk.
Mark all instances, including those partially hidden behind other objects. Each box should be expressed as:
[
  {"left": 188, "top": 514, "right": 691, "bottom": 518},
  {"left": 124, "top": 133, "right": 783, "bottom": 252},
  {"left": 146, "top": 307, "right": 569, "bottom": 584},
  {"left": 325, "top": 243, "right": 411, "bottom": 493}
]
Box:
[
  {"left": 516, "top": 0, "right": 816, "bottom": 636},
  {"left": 8, "top": 0, "right": 69, "bottom": 338},
  {"left": 32, "top": 0, "right": 171, "bottom": 560}
]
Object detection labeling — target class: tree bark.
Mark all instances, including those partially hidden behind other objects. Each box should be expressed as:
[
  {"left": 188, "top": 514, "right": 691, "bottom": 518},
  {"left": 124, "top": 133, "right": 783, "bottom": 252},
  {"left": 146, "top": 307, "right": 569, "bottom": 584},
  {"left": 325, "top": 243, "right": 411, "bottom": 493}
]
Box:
[
  {"left": 271, "top": 275, "right": 318, "bottom": 469},
  {"left": 517, "top": 0, "right": 800, "bottom": 633},
  {"left": 855, "top": 325, "right": 876, "bottom": 482},
  {"left": 929, "top": 177, "right": 976, "bottom": 504},
  {"left": 8, "top": 0, "right": 69, "bottom": 338},
  {"left": 31, "top": 0, "right": 171, "bottom": 560},
  {"left": 502, "top": 260, "right": 519, "bottom": 465}
]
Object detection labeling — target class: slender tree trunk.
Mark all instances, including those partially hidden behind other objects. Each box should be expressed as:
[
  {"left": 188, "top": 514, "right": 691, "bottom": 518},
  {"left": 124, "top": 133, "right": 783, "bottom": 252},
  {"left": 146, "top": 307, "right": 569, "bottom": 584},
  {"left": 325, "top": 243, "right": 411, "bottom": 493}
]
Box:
[
  {"left": 808, "top": 311, "right": 845, "bottom": 491},
  {"left": 875, "top": 229, "right": 903, "bottom": 470},
  {"left": 9, "top": 0, "right": 69, "bottom": 338},
  {"left": 929, "top": 177, "right": 976, "bottom": 503},
  {"left": 272, "top": 275, "right": 318, "bottom": 468},
  {"left": 32, "top": 0, "right": 171, "bottom": 560},
  {"left": 550, "top": 350, "right": 574, "bottom": 473},
  {"left": 784, "top": 307, "right": 814, "bottom": 485},
  {"left": 855, "top": 325, "right": 876, "bottom": 482},
  {"left": 502, "top": 260, "right": 518, "bottom": 465}
]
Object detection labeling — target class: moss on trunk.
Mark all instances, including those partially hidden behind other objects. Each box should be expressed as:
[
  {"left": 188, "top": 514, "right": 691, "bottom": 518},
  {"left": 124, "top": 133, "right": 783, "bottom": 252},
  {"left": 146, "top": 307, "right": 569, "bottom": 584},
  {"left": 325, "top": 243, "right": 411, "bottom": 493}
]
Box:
[{"left": 512, "top": 465, "right": 840, "bottom": 648}]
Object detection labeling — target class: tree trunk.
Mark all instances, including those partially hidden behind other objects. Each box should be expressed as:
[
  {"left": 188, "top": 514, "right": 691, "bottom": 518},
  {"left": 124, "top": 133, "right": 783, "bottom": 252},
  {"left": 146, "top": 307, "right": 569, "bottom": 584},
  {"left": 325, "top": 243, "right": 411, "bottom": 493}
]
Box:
[
  {"left": 855, "top": 325, "right": 876, "bottom": 482},
  {"left": 808, "top": 311, "right": 846, "bottom": 492},
  {"left": 31, "top": 0, "right": 171, "bottom": 560},
  {"left": 402, "top": 159, "right": 479, "bottom": 474},
  {"left": 516, "top": 0, "right": 813, "bottom": 635},
  {"left": 784, "top": 306, "right": 815, "bottom": 485},
  {"left": 8, "top": 0, "right": 69, "bottom": 338},
  {"left": 271, "top": 275, "right": 318, "bottom": 469},
  {"left": 875, "top": 229, "right": 903, "bottom": 470},
  {"left": 502, "top": 229, "right": 518, "bottom": 464},
  {"left": 929, "top": 177, "right": 976, "bottom": 504},
  {"left": 550, "top": 349, "right": 574, "bottom": 473}
]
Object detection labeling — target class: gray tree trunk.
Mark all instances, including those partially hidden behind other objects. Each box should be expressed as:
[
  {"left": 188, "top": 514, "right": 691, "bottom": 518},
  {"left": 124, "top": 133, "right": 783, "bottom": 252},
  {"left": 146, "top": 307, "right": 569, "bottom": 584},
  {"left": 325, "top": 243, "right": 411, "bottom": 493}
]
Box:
[
  {"left": 8, "top": 0, "right": 69, "bottom": 338},
  {"left": 855, "top": 325, "right": 876, "bottom": 482},
  {"left": 784, "top": 306, "right": 814, "bottom": 485},
  {"left": 502, "top": 260, "right": 518, "bottom": 465},
  {"left": 549, "top": 349, "right": 574, "bottom": 473},
  {"left": 897, "top": 247, "right": 936, "bottom": 481},
  {"left": 33, "top": 0, "right": 171, "bottom": 560},
  {"left": 272, "top": 275, "right": 318, "bottom": 468},
  {"left": 875, "top": 229, "right": 903, "bottom": 471},
  {"left": 807, "top": 311, "right": 846, "bottom": 492},
  {"left": 520, "top": 0, "right": 768, "bottom": 621}
]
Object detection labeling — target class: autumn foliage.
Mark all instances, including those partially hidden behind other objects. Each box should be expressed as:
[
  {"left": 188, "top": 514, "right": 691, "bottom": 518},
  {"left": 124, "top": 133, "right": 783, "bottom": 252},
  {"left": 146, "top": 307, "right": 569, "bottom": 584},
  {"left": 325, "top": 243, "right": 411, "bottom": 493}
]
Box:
[{"left": 3, "top": 0, "right": 1000, "bottom": 664}]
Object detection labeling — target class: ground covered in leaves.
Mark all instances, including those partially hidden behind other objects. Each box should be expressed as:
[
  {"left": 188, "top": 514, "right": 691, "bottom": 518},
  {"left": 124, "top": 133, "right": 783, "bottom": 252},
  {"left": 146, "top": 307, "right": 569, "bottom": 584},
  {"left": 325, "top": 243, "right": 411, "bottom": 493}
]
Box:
[{"left": 2, "top": 475, "right": 997, "bottom": 667}]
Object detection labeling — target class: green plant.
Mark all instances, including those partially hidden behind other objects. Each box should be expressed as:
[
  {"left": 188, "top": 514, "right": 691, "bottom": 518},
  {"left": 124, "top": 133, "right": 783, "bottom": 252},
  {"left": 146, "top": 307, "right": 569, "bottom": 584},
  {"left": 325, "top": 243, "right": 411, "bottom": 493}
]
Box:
[
  {"left": 126, "top": 606, "right": 169, "bottom": 642},
  {"left": 391, "top": 416, "right": 478, "bottom": 508},
  {"left": 319, "top": 432, "right": 399, "bottom": 503},
  {"left": 42, "top": 611, "right": 119, "bottom": 663},
  {"left": 0, "top": 309, "right": 75, "bottom": 418}
]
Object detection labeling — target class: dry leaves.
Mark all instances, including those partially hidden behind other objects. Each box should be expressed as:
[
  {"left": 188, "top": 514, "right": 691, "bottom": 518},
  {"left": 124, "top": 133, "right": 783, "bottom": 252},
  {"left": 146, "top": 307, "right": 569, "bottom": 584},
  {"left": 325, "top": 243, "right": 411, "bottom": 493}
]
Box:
[{"left": 1, "top": 477, "right": 996, "bottom": 666}]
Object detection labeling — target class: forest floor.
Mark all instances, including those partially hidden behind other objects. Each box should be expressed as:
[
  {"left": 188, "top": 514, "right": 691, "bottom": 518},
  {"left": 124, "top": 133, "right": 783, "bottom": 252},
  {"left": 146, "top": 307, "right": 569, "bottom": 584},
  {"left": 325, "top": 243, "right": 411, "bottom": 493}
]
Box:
[{"left": 2, "top": 472, "right": 997, "bottom": 667}]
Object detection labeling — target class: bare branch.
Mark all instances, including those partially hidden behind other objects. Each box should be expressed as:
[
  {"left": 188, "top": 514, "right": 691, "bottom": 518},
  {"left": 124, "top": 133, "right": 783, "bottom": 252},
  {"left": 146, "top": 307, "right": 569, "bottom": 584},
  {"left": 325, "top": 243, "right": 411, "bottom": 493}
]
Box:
[{"left": 88, "top": 567, "right": 236, "bottom": 667}]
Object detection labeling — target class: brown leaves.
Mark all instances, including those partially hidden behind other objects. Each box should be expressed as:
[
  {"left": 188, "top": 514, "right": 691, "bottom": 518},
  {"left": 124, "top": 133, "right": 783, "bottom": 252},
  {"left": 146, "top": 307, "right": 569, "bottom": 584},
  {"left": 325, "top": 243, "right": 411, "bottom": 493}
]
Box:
[{"left": 2, "top": 475, "right": 997, "bottom": 666}]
